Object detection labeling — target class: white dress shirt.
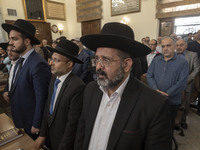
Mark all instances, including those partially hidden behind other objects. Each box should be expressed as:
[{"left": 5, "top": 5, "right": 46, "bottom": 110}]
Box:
[
  {"left": 51, "top": 71, "right": 71, "bottom": 111},
  {"left": 8, "top": 60, "right": 18, "bottom": 91},
  {"left": 147, "top": 50, "right": 157, "bottom": 66},
  {"left": 88, "top": 75, "right": 130, "bottom": 150}
]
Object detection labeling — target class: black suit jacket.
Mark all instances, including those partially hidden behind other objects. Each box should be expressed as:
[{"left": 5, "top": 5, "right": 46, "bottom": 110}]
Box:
[
  {"left": 75, "top": 76, "right": 172, "bottom": 150},
  {"left": 40, "top": 73, "right": 85, "bottom": 150}
]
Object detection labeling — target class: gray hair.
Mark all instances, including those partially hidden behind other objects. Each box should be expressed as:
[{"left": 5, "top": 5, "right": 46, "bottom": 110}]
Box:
[{"left": 161, "top": 36, "right": 176, "bottom": 45}]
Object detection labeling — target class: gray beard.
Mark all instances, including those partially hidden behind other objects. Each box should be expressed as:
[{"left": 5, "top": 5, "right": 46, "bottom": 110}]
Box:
[{"left": 97, "top": 65, "right": 124, "bottom": 89}]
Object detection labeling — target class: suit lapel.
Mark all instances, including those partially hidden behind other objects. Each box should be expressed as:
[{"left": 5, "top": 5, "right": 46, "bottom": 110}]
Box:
[
  {"left": 85, "top": 84, "right": 103, "bottom": 146},
  {"left": 107, "top": 77, "right": 141, "bottom": 150},
  {"left": 51, "top": 73, "right": 72, "bottom": 119}
]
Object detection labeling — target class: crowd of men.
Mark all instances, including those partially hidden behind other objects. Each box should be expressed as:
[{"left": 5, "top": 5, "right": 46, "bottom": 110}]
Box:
[{"left": 0, "top": 19, "right": 199, "bottom": 150}]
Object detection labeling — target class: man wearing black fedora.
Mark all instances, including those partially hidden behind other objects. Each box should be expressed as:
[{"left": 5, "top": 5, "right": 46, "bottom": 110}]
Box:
[
  {"left": 74, "top": 22, "right": 172, "bottom": 150},
  {"left": 1, "top": 19, "right": 51, "bottom": 139},
  {"left": 34, "top": 39, "right": 85, "bottom": 150}
]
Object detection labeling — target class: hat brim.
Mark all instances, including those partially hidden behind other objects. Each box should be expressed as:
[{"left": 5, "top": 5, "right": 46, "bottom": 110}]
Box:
[
  {"left": 46, "top": 46, "right": 83, "bottom": 64},
  {"left": 2, "top": 23, "right": 40, "bottom": 45},
  {"left": 0, "top": 43, "right": 9, "bottom": 50},
  {"left": 80, "top": 34, "right": 151, "bottom": 58}
]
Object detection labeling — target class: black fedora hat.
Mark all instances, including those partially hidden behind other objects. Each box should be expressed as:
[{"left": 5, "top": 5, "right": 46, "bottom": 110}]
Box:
[
  {"left": 0, "top": 42, "right": 9, "bottom": 50},
  {"left": 80, "top": 22, "right": 151, "bottom": 57},
  {"left": 2, "top": 19, "right": 40, "bottom": 45},
  {"left": 47, "top": 39, "right": 83, "bottom": 64}
]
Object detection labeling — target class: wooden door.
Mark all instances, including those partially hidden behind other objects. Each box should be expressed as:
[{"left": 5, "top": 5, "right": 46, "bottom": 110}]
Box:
[
  {"left": 81, "top": 19, "right": 101, "bottom": 36},
  {"left": 5, "top": 20, "right": 52, "bottom": 45}
]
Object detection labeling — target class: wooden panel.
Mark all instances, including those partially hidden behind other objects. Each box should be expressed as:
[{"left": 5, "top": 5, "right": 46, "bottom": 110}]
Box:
[
  {"left": 5, "top": 20, "right": 52, "bottom": 45},
  {"left": 77, "top": 8, "right": 102, "bottom": 17},
  {"left": 77, "top": 1, "right": 102, "bottom": 10},
  {"left": 81, "top": 19, "right": 101, "bottom": 36},
  {"left": 76, "top": 0, "right": 102, "bottom": 22}
]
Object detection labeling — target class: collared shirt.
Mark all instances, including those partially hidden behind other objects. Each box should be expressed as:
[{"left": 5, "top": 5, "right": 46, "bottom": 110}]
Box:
[
  {"left": 21, "top": 48, "right": 34, "bottom": 66},
  {"left": 8, "top": 59, "right": 18, "bottom": 91},
  {"left": 147, "top": 54, "right": 189, "bottom": 105},
  {"left": 88, "top": 74, "right": 130, "bottom": 150},
  {"left": 147, "top": 50, "right": 157, "bottom": 66},
  {"left": 156, "top": 45, "right": 162, "bottom": 54},
  {"left": 177, "top": 51, "right": 186, "bottom": 58},
  {"left": 51, "top": 71, "right": 71, "bottom": 110}
]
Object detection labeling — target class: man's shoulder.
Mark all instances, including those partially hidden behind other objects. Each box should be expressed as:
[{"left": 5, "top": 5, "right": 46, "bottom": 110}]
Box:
[
  {"left": 188, "top": 41, "right": 200, "bottom": 47},
  {"left": 85, "top": 81, "right": 98, "bottom": 90},
  {"left": 80, "top": 50, "right": 90, "bottom": 59},
  {"left": 128, "top": 78, "right": 168, "bottom": 104},
  {"left": 67, "top": 73, "right": 86, "bottom": 86},
  {"left": 185, "top": 50, "right": 198, "bottom": 57}
]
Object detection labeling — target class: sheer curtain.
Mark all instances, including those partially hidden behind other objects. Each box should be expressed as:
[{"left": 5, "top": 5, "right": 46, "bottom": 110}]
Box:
[{"left": 0, "top": 8, "right": 6, "bottom": 43}]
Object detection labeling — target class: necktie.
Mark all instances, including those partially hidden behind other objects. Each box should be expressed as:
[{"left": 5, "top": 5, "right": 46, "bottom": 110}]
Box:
[
  {"left": 50, "top": 79, "right": 61, "bottom": 115},
  {"left": 11, "top": 57, "right": 24, "bottom": 87}
]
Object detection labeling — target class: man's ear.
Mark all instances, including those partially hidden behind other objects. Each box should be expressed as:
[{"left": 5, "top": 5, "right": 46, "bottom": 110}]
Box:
[
  {"left": 123, "top": 58, "right": 133, "bottom": 73},
  {"left": 24, "top": 38, "right": 31, "bottom": 46}
]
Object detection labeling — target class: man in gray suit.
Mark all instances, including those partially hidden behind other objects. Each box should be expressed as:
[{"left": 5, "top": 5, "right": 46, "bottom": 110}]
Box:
[{"left": 176, "top": 39, "right": 200, "bottom": 129}]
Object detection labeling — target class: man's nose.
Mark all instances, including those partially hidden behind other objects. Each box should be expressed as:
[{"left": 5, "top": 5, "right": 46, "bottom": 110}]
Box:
[{"left": 95, "top": 61, "right": 104, "bottom": 70}]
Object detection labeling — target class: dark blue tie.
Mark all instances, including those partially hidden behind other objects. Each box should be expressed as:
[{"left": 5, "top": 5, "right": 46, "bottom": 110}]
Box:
[
  {"left": 11, "top": 57, "right": 24, "bottom": 86},
  {"left": 50, "top": 79, "right": 60, "bottom": 115}
]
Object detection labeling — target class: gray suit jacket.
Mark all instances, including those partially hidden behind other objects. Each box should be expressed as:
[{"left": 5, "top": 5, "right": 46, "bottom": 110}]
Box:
[{"left": 184, "top": 50, "right": 200, "bottom": 92}]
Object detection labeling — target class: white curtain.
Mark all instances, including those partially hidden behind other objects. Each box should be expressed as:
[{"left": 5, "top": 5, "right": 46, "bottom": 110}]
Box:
[{"left": 0, "top": 8, "right": 6, "bottom": 43}]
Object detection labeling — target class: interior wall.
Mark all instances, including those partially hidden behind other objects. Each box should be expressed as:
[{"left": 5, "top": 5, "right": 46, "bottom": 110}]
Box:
[
  {"left": 66, "top": 0, "right": 158, "bottom": 41},
  {"left": 0, "top": 0, "right": 158, "bottom": 42}
]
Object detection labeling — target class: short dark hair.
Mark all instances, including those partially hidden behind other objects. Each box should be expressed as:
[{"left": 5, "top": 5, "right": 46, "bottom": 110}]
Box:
[{"left": 20, "top": 33, "right": 34, "bottom": 46}]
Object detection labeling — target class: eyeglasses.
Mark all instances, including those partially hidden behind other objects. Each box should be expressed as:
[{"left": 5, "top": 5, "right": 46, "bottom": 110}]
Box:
[
  {"left": 94, "top": 57, "right": 123, "bottom": 67},
  {"left": 50, "top": 58, "right": 69, "bottom": 63}
]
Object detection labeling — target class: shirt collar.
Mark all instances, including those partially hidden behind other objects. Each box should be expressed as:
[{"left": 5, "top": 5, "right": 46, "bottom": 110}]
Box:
[
  {"left": 11, "top": 59, "right": 19, "bottom": 65},
  {"left": 161, "top": 53, "right": 177, "bottom": 61},
  {"left": 57, "top": 71, "right": 72, "bottom": 83},
  {"left": 21, "top": 48, "right": 34, "bottom": 60},
  {"left": 99, "top": 74, "right": 130, "bottom": 98}
]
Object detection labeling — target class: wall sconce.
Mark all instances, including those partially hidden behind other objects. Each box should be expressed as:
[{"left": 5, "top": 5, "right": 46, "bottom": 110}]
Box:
[
  {"left": 121, "top": 17, "right": 129, "bottom": 25},
  {"left": 58, "top": 24, "right": 64, "bottom": 35}
]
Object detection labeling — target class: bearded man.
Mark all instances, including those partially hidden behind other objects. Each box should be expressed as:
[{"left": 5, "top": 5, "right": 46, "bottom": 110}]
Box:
[
  {"left": 1, "top": 19, "right": 51, "bottom": 139},
  {"left": 74, "top": 22, "right": 172, "bottom": 150}
]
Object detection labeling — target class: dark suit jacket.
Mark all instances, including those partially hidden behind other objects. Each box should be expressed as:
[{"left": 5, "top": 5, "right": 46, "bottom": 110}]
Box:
[
  {"left": 184, "top": 50, "right": 200, "bottom": 92},
  {"left": 75, "top": 76, "right": 172, "bottom": 150},
  {"left": 9, "top": 50, "right": 51, "bottom": 134},
  {"left": 72, "top": 50, "right": 90, "bottom": 84},
  {"left": 40, "top": 73, "right": 85, "bottom": 150}
]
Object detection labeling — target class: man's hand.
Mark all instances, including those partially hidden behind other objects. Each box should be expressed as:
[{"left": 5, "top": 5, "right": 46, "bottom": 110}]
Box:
[
  {"left": 31, "top": 126, "right": 40, "bottom": 134},
  {"left": 34, "top": 136, "right": 46, "bottom": 150},
  {"left": 3, "top": 92, "right": 10, "bottom": 103},
  {"left": 156, "top": 90, "right": 169, "bottom": 96}
]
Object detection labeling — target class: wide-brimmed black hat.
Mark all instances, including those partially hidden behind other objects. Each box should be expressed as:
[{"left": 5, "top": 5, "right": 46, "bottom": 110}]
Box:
[
  {"left": 2, "top": 19, "right": 40, "bottom": 45},
  {"left": 80, "top": 22, "right": 151, "bottom": 57},
  {"left": 0, "top": 42, "right": 9, "bottom": 50},
  {"left": 47, "top": 39, "right": 83, "bottom": 64}
]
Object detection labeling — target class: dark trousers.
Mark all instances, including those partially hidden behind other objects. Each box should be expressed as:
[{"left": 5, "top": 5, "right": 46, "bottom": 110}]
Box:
[
  {"left": 181, "top": 92, "right": 191, "bottom": 123},
  {"left": 170, "top": 105, "right": 179, "bottom": 133}
]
